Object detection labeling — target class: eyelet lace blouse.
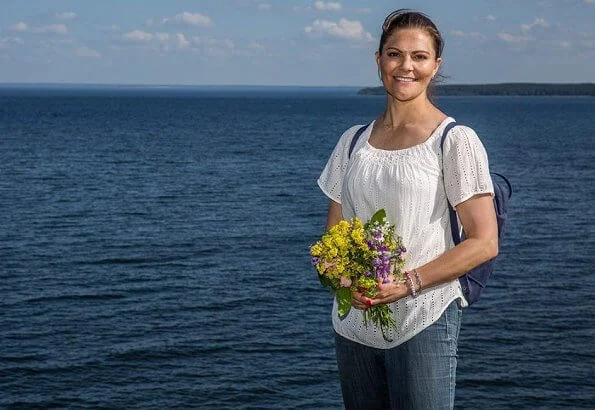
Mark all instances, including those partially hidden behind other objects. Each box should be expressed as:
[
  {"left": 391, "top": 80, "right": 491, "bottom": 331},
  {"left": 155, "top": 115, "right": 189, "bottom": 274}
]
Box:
[{"left": 317, "top": 117, "right": 494, "bottom": 348}]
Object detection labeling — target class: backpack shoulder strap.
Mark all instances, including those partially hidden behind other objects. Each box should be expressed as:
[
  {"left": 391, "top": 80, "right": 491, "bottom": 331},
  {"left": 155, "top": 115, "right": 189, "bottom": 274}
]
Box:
[
  {"left": 439, "top": 120, "right": 458, "bottom": 152},
  {"left": 439, "top": 121, "right": 462, "bottom": 244},
  {"left": 348, "top": 123, "right": 371, "bottom": 159},
  {"left": 491, "top": 172, "right": 513, "bottom": 199}
]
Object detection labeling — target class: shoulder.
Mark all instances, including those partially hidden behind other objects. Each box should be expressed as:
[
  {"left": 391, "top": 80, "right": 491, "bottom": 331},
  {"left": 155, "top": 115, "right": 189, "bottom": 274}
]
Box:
[
  {"left": 341, "top": 124, "right": 369, "bottom": 141},
  {"left": 450, "top": 124, "right": 481, "bottom": 142},
  {"left": 333, "top": 123, "right": 370, "bottom": 152},
  {"left": 444, "top": 124, "right": 486, "bottom": 151}
]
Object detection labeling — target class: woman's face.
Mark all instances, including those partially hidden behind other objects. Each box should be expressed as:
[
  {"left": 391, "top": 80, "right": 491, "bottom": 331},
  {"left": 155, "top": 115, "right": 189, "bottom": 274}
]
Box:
[{"left": 376, "top": 28, "right": 441, "bottom": 102}]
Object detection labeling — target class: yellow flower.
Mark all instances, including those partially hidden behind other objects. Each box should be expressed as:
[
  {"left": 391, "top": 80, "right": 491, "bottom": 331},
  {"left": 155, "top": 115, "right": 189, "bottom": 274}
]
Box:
[{"left": 310, "top": 243, "right": 323, "bottom": 256}]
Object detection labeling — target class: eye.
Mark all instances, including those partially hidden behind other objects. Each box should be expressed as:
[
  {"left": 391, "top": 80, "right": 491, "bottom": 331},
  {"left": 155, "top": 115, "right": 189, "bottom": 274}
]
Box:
[
  {"left": 413, "top": 54, "right": 428, "bottom": 60},
  {"left": 386, "top": 51, "right": 401, "bottom": 58}
]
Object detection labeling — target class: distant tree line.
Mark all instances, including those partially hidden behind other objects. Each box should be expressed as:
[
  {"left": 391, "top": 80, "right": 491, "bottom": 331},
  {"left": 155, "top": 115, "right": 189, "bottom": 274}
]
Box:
[{"left": 358, "top": 83, "right": 595, "bottom": 96}]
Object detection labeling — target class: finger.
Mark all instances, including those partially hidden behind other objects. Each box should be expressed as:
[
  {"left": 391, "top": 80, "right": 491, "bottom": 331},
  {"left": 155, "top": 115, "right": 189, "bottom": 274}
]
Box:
[
  {"left": 374, "top": 285, "right": 396, "bottom": 299},
  {"left": 370, "top": 285, "right": 407, "bottom": 305},
  {"left": 352, "top": 299, "right": 369, "bottom": 309},
  {"left": 352, "top": 292, "right": 372, "bottom": 309}
]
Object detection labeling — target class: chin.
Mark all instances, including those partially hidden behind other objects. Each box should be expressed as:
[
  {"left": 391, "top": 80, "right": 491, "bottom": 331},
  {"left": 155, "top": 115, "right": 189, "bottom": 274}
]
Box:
[{"left": 387, "top": 89, "right": 425, "bottom": 102}]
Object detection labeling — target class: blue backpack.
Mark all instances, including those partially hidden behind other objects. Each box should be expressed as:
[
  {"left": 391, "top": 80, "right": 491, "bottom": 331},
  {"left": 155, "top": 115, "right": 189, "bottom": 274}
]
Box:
[{"left": 348, "top": 121, "right": 512, "bottom": 305}]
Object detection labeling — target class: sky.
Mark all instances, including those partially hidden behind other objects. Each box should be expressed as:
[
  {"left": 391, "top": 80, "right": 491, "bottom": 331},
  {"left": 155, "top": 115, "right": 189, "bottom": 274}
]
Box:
[{"left": 0, "top": 0, "right": 594, "bottom": 86}]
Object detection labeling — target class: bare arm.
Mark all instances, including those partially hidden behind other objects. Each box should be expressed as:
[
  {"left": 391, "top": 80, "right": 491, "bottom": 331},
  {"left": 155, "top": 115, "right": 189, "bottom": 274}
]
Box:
[
  {"left": 415, "top": 193, "right": 498, "bottom": 287},
  {"left": 325, "top": 199, "right": 343, "bottom": 231},
  {"left": 369, "top": 193, "right": 498, "bottom": 305}
]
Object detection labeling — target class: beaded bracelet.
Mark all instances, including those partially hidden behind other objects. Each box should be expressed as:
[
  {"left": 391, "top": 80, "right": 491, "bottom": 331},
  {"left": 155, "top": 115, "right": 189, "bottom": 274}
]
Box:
[
  {"left": 404, "top": 271, "right": 418, "bottom": 297},
  {"left": 412, "top": 268, "right": 423, "bottom": 292}
]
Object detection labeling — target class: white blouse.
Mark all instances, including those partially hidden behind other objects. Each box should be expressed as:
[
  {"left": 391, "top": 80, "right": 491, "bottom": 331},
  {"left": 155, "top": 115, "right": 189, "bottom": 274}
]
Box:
[{"left": 317, "top": 117, "right": 494, "bottom": 349}]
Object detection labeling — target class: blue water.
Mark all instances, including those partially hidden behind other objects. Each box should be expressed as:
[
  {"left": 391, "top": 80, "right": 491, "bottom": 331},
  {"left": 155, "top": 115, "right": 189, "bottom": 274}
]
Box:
[{"left": 1, "top": 87, "right": 594, "bottom": 409}]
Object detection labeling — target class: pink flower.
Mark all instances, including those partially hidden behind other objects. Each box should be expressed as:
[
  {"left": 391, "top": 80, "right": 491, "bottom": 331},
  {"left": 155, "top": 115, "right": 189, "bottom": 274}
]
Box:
[{"left": 340, "top": 276, "right": 352, "bottom": 287}]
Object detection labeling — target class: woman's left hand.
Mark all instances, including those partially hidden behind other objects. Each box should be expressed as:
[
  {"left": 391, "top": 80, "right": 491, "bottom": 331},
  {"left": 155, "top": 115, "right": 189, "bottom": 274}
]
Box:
[{"left": 367, "top": 277, "right": 410, "bottom": 306}]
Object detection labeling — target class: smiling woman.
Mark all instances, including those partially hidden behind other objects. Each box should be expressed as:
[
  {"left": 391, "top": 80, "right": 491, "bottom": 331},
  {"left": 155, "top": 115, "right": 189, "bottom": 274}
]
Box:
[
  {"left": 375, "top": 10, "right": 444, "bottom": 104},
  {"left": 315, "top": 9, "right": 499, "bottom": 410},
  {"left": 376, "top": 27, "right": 441, "bottom": 104}
]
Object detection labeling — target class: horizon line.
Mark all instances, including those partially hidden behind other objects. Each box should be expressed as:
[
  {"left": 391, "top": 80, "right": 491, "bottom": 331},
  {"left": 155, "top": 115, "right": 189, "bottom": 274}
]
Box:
[{"left": 1, "top": 81, "right": 594, "bottom": 88}]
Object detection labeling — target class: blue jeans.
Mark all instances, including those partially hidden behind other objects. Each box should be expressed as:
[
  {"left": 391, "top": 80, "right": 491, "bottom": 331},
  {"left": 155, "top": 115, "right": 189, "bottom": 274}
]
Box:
[{"left": 335, "top": 300, "right": 462, "bottom": 410}]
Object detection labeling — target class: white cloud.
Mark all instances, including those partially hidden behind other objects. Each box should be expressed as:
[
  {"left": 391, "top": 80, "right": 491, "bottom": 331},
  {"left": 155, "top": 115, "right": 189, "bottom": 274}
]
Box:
[
  {"left": 76, "top": 46, "right": 101, "bottom": 58},
  {"left": 193, "top": 36, "right": 234, "bottom": 49},
  {"left": 486, "top": 15, "right": 497, "bottom": 21},
  {"left": 305, "top": 19, "right": 373, "bottom": 42},
  {"left": 11, "top": 22, "right": 28, "bottom": 32},
  {"left": 191, "top": 36, "right": 235, "bottom": 56},
  {"left": 97, "top": 24, "right": 120, "bottom": 32},
  {"left": 584, "top": 0, "right": 595, "bottom": 4},
  {"left": 258, "top": 3, "right": 272, "bottom": 11},
  {"left": 177, "top": 33, "right": 190, "bottom": 49},
  {"left": 43, "top": 38, "right": 76, "bottom": 46},
  {"left": 32, "top": 24, "right": 68, "bottom": 34},
  {"left": 557, "top": 40, "right": 572, "bottom": 48},
  {"left": 1, "top": 36, "right": 24, "bottom": 47},
  {"left": 520, "top": 18, "right": 549, "bottom": 33},
  {"left": 55, "top": 12, "right": 76, "bottom": 20},
  {"left": 249, "top": 41, "right": 265, "bottom": 51},
  {"left": 0, "top": 37, "right": 22, "bottom": 49},
  {"left": 163, "top": 12, "right": 212, "bottom": 27},
  {"left": 12, "top": 22, "right": 68, "bottom": 34},
  {"left": 123, "top": 30, "right": 153, "bottom": 42},
  {"left": 154, "top": 32, "right": 170, "bottom": 42},
  {"left": 314, "top": 1, "right": 342, "bottom": 11},
  {"left": 451, "top": 30, "right": 486, "bottom": 40},
  {"left": 498, "top": 32, "right": 530, "bottom": 44}
]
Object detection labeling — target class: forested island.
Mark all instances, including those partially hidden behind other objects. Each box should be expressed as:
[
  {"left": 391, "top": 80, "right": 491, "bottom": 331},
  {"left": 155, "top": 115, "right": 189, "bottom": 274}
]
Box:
[{"left": 358, "top": 83, "right": 595, "bottom": 96}]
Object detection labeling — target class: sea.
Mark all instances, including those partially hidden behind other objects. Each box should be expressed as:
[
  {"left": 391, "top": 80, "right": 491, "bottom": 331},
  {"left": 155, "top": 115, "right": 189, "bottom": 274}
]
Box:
[{"left": 1, "top": 85, "right": 594, "bottom": 409}]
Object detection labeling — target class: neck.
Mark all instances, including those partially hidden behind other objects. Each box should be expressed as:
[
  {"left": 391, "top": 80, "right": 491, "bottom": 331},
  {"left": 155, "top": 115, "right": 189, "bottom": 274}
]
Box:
[{"left": 382, "top": 94, "right": 436, "bottom": 128}]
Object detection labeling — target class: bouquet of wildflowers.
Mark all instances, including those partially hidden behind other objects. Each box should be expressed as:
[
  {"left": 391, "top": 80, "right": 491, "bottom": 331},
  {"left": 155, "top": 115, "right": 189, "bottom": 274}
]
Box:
[{"left": 310, "top": 209, "right": 406, "bottom": 341}]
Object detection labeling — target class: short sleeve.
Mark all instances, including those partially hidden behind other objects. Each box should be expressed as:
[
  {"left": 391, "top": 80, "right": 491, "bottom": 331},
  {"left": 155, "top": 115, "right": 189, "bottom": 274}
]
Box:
[
  {"left": 443, "top": 125, "right": 494, "bottom": 207},
  {"left": 317, "top": 125, "right": 364, "bottom": 204}
]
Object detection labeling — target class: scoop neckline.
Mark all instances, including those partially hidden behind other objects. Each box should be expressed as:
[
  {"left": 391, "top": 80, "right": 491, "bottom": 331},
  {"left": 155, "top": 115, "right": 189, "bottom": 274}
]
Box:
[{"left": 364, "top": 116, "right": 454, "bottom": 154}]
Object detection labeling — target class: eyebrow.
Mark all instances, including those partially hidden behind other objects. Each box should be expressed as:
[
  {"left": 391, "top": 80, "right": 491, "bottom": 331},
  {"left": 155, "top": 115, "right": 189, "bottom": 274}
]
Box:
[{"left": 385, "top": 47, "right": 431, "bottom": 54}]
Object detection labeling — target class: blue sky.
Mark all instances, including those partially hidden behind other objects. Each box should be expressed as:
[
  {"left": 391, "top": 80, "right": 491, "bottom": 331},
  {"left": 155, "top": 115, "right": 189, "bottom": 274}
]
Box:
[{"left": 1, "top": 0, "right": 594, "bottom": 86}]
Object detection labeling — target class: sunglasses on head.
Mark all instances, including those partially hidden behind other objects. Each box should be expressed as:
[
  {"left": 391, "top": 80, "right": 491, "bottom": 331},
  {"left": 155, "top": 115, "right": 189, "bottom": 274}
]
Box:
[{"left": 382, "top": 9, "right": 412, "bottom": 32}]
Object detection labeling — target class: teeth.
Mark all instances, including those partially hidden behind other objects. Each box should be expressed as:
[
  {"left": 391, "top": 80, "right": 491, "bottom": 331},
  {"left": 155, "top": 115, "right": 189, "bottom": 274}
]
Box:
[{"left": 395, "top": 76, "right": 415, "bottom": 82}]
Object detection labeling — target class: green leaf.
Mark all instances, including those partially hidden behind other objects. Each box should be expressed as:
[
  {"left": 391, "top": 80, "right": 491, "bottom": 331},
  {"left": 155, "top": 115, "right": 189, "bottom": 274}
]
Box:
[
  {"left": 336, "top": 287, "right": 352, "bottom": 318},
  {"left": 370, "top": 209, "right": 386, "bottom": 225},
  {"left": 318, "top": 273, "right": 334, "bottom": 289}
]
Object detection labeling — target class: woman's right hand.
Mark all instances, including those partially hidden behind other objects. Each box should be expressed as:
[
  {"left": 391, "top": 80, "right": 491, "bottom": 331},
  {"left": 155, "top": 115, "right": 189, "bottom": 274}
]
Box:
[{"left": 351, "top": 289, "right": 371, "bottom": 310}]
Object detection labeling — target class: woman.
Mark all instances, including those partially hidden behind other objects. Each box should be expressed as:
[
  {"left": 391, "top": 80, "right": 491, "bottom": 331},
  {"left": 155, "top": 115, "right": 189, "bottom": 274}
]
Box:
[{"left": 317, "top": 9, "right": 498, "bottom": 410}]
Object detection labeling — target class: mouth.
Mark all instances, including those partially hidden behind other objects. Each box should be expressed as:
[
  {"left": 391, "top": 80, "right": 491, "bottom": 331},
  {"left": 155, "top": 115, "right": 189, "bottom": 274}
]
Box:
[{"left": 394, "top": 76, "right": 417, "bottom": 82}]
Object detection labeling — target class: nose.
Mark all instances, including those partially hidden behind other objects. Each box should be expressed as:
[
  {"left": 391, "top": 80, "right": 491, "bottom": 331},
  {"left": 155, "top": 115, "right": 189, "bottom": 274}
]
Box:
[{"left": 400, "top": 54, "right": 413, "bottom": 71}]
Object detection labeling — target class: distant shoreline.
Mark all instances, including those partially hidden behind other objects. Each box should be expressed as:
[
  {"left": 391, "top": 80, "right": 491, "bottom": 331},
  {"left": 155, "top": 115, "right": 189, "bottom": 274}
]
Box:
[
  {"left": 358, "top": 83, "right": 595, "bottom": 96},
  {"left": 1, "top": 82, "right": 594, "bottom": 97}
]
